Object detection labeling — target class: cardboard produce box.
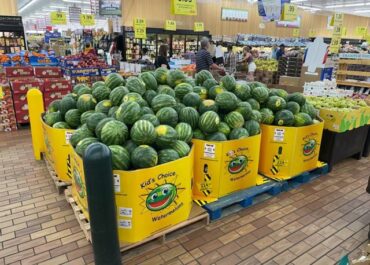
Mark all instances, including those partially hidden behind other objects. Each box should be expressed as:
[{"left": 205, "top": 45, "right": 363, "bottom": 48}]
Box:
[
  {"left": 279, "top": 76, "right": 300, "bottom": 87},
  {"left": 10, "top": 79, "right": 43, "bottom": 94},
  {"left": 43, "top": 79, "right": 71, "bottom": 92},
  {"left": 5, "top": 66, "right": 34, "bottom": 78},
  {"left": 34, "top": 66, "right": 62, "bottom": 78}
]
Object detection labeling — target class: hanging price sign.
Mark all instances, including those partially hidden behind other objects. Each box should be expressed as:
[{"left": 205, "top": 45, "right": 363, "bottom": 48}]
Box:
[
  {"left": 356, "top": 26, "right": 367, "bottom": 37},
  {"left": 330, "top": 13, "right": 344, "bottom": 26},
  {"left": 282, "top": 4, "right": 297, "bottom": 21},
  {"left": 330, "top": 37, "right": 341, "bottom": 54},
  {"left": 332, "top": 26, "right": 343, "bottom": 37},
  {"left": 133, "top": 18, "right": 146, "bottom": 39},
  {"left": 194, "top": 22, "right": 204, "bottom": 32},
  {"left": 342, "top": 27, "right": 347, "bottom": 37},
  {"left": 133, "top": 18, "right": 146, "bottom": 28},
  {"left": 80, "top": 14, "right": 95, "bottom": 26},
  {"left": 308, "top": 29, "right": 316, "bottom": 38},
  {"left": 50, "top": 12, "right": 67, "bottom": 25},
  {"left": 292, "top": 28, "right": 300, "bottom": 37},
  {"left": 171, "top": 0, "right": 197, "bottom": 16},
  {"left": 165, "top": 20, "right": 176, "bottom": 31}
]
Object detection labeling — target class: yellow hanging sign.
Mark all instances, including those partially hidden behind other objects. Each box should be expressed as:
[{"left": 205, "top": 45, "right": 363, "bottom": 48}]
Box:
[
  {"left": 133, "top": 18, "right": 146, "bottom": 28},
  {"left": 194, "top": 22, "right": 204, "bottom": 32},
  {"left": 356, "top": 26, "right": 367, "bottom": 37},
  {"left": 133, "top": 18, "right": 146, "bottom": 39},
  {"left": 330, "top": 13, "right": 344, "bottom": 26},
  {"left": 332, "top": 26, "right": 343, "bottom": 38},
  {"left": 282, "top": 4, "right": 297, "bottom": 21},
  {"left": 330, "top": 37, "right": 341, "bottom": 54},
  {"left": 165, "top": 20, "right": 176, "bottom": 31},
  {"left": 171, "top": 0, "right": 197, "bottom": 16},
  {"left": 292, "top": 28, "right": 300, "bottom": 37},
  {"left": 50, "top": 12, "right": 67, "bottom": 25},
  {"left": 342, "top": 27, "right": 347, "bottom": 37},
  {"left": 80, "top": 14, "right": 95, "bottom": 26},
  {"left": 308, "top": 29, "right": 316, "bottom": 38}
]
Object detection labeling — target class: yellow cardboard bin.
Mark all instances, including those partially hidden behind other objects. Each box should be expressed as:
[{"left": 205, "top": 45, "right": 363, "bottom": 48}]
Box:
[
  {"left": 259, "top": 122, "right": 324, "bottom": 180},
  {"left": 192, "top": 134, "right": 260, "bottom": 202},
  {"left": 70, "top": 147, "right": 194, "bottom": 243},
  {"left": 42, "top": 119, "right": 74, "bottom": 183}
]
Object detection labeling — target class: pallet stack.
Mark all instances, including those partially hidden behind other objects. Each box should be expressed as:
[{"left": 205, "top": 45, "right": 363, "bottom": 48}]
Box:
[
  {"left": 0, "top": 82, "right": 17, "bottom": 132},
  {"left": 277, "top": 57, "right": 303, "bottom": 82}
]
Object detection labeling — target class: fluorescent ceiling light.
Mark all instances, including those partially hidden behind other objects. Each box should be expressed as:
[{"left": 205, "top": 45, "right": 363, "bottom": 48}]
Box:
[
  {"left": 326, "top": 3, "right": 367, "bottom": 8},
  {"left": 19, "top": 0, "right": 41, "bottom": 13},
  {"left": 63, "top": 0, "right": 90, "bottom": 4},
  {"left": 325, "top": 4, "right": 344, "bottom": 8},
  {"left": 354, "top": 9, "right": 370, "bottom": 13},
  {"left": 291, "top": 0, "right": 306, "bottom": 2},
  {"left": 49, "top": 5, "right": 68, "bottom": 9},
  {"left": 298, "top": 6, "right": 321, "bottom": 11}
]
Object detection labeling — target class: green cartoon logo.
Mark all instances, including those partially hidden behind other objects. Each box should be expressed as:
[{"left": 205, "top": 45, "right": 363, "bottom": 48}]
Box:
[
  {"left": 228, "top": 155, "right": 247, "bottom": 174},
  {"left": 303, "top": 139, "right": 317, "bottom": 156},
  {"left": 73, "top": 168, "right": 85, "bottom": 198},
  {"left": 146, "top": 183, "right": 177, "bottom": 211}
]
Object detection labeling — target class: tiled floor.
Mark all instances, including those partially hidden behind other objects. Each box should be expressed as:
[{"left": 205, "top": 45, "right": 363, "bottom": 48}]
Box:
[{"left": 0, "top": 129, "right": 369, "bottom": 265}]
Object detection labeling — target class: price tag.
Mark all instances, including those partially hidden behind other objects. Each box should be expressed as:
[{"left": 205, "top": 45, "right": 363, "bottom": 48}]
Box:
[
  {"left": 50, "top": 12, "right": 67, "bottom": 25},
  {"left": 292, "top": 28, "right": 300, "bottom": 37},
  {"left": 134, "top": 27, "right": 146, "bottom": 39},
  {"left": 171, "top": 0, "right": 197, "bottom": 16},
  {"left": 133, "top": 18, "right": 146, "bottom": 28},
  {"left": 194, "top": 22, "right": 204, "bottom": 32},
  {"left": 0, "top": 86, "right": 3, "bottom": 100},
  {"left": 330, "top": 13, "right": 344, "bottom": 26},
  {"left": 282, "top": 4, "right": 297, "bottom": 21},
  {"left": 332, "top": 26, "right": 342, "bottom": 37},
  {"left": 165, "top": 20, "right": 176, "bottom": 31},
  {"left": 356, "top": 26, "right": 367, "bottom": 37},
  {"left": 330, "top": 37, "right": 341, "bottom": 54},
  {"left": 308, "top": 29, "right": 316, "bottom": 38},
  {"left": 80, "top": 14, "right": 95, "bottom": 26}
]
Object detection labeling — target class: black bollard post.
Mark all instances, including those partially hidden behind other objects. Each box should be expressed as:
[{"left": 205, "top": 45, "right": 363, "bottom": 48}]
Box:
[{"left": 83, "top": 143, "right": 121, "bottom": 265}]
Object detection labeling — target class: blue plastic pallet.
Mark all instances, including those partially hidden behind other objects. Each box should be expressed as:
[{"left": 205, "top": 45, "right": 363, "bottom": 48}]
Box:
[{"left": 203, "top": 181, "right": 282, "bottom": 221}]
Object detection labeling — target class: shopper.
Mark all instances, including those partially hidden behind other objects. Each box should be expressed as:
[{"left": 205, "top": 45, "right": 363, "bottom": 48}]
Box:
[
  {"left": 155, "top": 45, "right": 170, "bottom": 69},
  {"left": 84, "top": 43, "right": 96, "bottom": 55},
  {"left": 208, "top": 40, "right": 216, "bottom": 63},
  {"left": 196, "top": 38, "right": 224, "bottom": 73},
  {"left": 239, "top": 46, "right": 256, "bottom": 81},
  {"left": 141, "top": 48, "right": 151, "bottom": 62},
  {"left": 225, "top": 45, "right": 237, "bottom": 74},
  {"left": 271, "top": 44, "right": 278, "bottom": 59},
  {"left": 276, "top": 44, "right": 286, "bottom": 60},
  {"left": 215, "top": 42, "right": 224, "bottom": 65}
]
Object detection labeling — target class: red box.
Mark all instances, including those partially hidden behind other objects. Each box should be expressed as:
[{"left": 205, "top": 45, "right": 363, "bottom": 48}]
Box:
[
  {"left": 43, "top": 79, "right": 71, "bottom": 92},
  {"left": 12, "top": 93, "right": 28, "bottom": 105},
  {"left": 34, "top": 67, "right": 62, "bottom": 78},
  {"left": 5, "top": 66, "right": 34, "bottom": 78},
  {"left": 44, "top": 90, "right": 70, "bottom": 109},
  {"left": 13, "top": 101, "right": 28, "bottom": 112},
  {"left": 11, "top": 79, "right": 43, "bottom": 94},
  {"left": 15, "top": 109, "right": 29, "bottom": 124}
]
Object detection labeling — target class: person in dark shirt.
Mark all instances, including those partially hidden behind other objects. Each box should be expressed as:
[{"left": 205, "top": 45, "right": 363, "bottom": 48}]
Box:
[
  {"left": 155, "top": 44, "right": 170, "bottom": 69},
  {"left": 196, "top": 38, "right": 224, "bottom": 73},
  {"left": 276, "top": 44, "right": 286, "bottom": 60}
]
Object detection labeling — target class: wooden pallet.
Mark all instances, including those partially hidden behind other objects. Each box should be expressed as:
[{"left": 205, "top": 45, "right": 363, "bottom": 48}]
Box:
[
  {"left": 44, "top": 156, "right": 70, "bottom": 194},
  {"left": 64, "top": 187, "right": 210, "bottom": 252}
]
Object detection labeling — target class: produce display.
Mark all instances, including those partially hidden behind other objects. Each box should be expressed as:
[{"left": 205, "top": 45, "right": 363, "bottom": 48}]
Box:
[
  {"left": 43, "top": 69, "right": 318, "bottom": 171},
  {"left": 307, "top": 96, "right": 368, "bottom": 110},
  {"left": 255, "top": 59, "right": 278, "bottom": 72}
]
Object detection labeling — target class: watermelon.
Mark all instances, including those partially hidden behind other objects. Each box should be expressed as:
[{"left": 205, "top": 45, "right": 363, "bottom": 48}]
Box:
[
  {"left": 218, "top": 122, "right": 231, "bottom": 136},
  {"left": 287, "top": 92, "right": 306, "bottom": 106},
  {"left": 130, "top": 120, "right": 156, "bottom": 145},
  {"left": 208, "top": 85, "right": 225, "bottom": 100},
  {"left": 116, "top": 101, "right": 142, "bottom": 125},
  {"left": 234, "top": 81, "right": 251, "bottom": 101},
  {"left": 123, "top": 140, "right": 138, "bottom": 154},
  {"left": 269, "top": 88, "right": 288, "bottom": 100},
  {"left": 141, "top": 106, "right": 154, "bottom": 115},
  {"left": 92, "top": 81, "right": 105, "bottom": 91},
  {"left": 108, "top": 106, "right": 119, "bottom": 117},
  {"left": 193, "top": 86, "right": 207, "bottom": 100},
  {"left": 140, "top": 72, "right": 158, "bottom": 90},
  {"left": 158, "top": 149, "right": 180, "bottom": 164},
  {"left": 206, "top": 132, "right": 227, "bottom": 141},
  {"left": 286, "top": 101, "right": 301, "bottom": 115},
  {"left": 155, "top": 125, "right": 178, "bottom": 149},
  {"left": 154, "top": 67, "right": 169, "bottom": 85},
  {"left": 95, "top": 118, "right": 115, "bottom": 139},
  {"left": 75, "top": 137, "right": 99, "bottom": 157},
  {"left": 229, "top": 128, "right": 249, "bottom": 140},
  {"left": 140, "top": 114, "right": 160, "bottom": 126},
  {"left": 76, "top": 86, "right": 92, "bottom": 97},
  {"left": 144, "top": 90, "right": 157, "bottom": 105},
  {"left": 65, "top": 93, "right": 78, "bottom": 101},
  {"left": 122, "top": 92, "right": 143, "bottom": 104},
  {"left": 86, "top": 112, "right": 107, "bottom": 132},
  {"left": 173, "top": 102, "right": 186, "bottom": 114},
  {"left": 199, "top": 111, "right": 220, "bottom": 133},
  {"left": 64, "top": 109, "right": 81, "bottom": 128},
  {"left": 260, "top": 108, "right": 275, "bottom": 125},
  {"left": 274, "top": 110, "right": 295, "bottom": 126},
  {"left": 92, "top": 85, "right": 110, "bottom": 102},
  {"left": 220, "top": 75, "right": 236, "bottom": 91},
  {"left": 47, "top": 100, "right": 61, "bottom": 113},
  {"left": 195, "top": 70, "right": 213, "bottom": 86},
  {"left": 247, "top": 98, "right": 260, "bottom": 110},
  {"left": 183, "top": 92, "right": 201, "bottom": 108},
  {"left": 109, "top": 145, "right": 130, "bottom": 170},
  {"left": 73, "top": 84, "right": 89, "bottom": 94},
  {"left": 156, "top": 107, "right": 178, "bottom": 127},
  {"left": 70, "top": 126, "right": 94, "bottom": 147},
  {"left": 151, "top": 94, "right": 177, "bottom": 112},
  {"left": 109, "top": 86, "right": 129, "bottom": 106},
  {"left": 126, "top": 77, "right": 146, "bottom": 95},
  {"left": 171, "top": 140, "right": 190, "bottom": 157},
  {"left": 95, "top": 100, "right": 112, "bottom": 115},
  {"left": 184, "top": 77, "right": 196, "bottom": 87},
  {"left": 251, "top": 110, "right": 262, "bottom": 122},
  {"left": 203, "top": 79, "right": 218, "bottom": 90},
  {"left": 225, "top": 111, "right": 245, "bottom": 129},
  {"left": 248, "top": 81, "right": 267, "bottom": 89},
  {"left": 100, "top": 120, "right": 128, "bottom": 145},
  {"left": 251, "top": 86, "right": 269, "bottom": 103},
  {"left": 167, "top": 70, "right": 186, "bottom": 87},
  {"left": 174, "top": 83, "right": 193, "bottom": 100},
  {"left": 179, "top": 107, "right": 199, "bottom": 129},
  {"left": 59, "top": 97, "right": 77, "bottom": 116},
  {"left": 175, "top": 123, "right": 193, "bottom": 143},
  {"left": 215, "top": 92, "right": 238, "bottom": 112},
  {"left": 105, "top": 73, "right": 124, "bottom": 90},
  {"left": 131, "top": 145, "right": 158, "bottom": 169},
  {"left": 76, "top": 94, "right": 96, "bottom": 113},
  {"left": 294, "top": 112, "right": 313, "bottom": 127},
  {"left": 158, "top": 85, "right": 176, "bottom": 98},
  {"left": 300, "top": 103, "right": 317, "bottom": 119},
  {"left": 193, "top": 129, "right": 205, "bottom": 140},
  {"left": 267, "top": 96, "right": 287, "bottom": 112},
  {"left": 199, "top": 100, "right": 218, "bottom": 114},
  {"left": 53, "top": 122, "right": 71, "bottom": 129},
  {"left": 80, "top": 110, "right": 95, "bottom": 124},
  {"left": 244, "top": 120, "right": 260, "bottom": 136},
  {"left": 236, "top": 102, "right": 253, "bottom": 120},
  {"left": 44, "top": 112, "right": 62, "bottom": 126}
]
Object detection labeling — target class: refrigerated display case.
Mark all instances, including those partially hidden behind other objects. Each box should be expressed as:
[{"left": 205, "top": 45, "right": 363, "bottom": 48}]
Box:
[
  {"left": 185, "top": 35, "right": 198, "bottom": 53},
  {"left": 157, "top": 34, "right": 170, "bottom": 57},
  {"left": 172, "top": 35, "right": 185, "bottom": 57},
  {"left": 142, "top": 33, "right": 156, "bottom": 61},
  {"left": 124, "top": 30, "right": 141, "bottom": 61},
  {"left": 0, "top": 16, "right": 26, "bottom": 54}
]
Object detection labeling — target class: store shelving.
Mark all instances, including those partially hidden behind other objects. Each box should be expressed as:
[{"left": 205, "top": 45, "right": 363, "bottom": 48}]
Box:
[
  {"left": 0, "top": 16, "right": 26, "bottom": 54},
  {"left": 336, "top": 59, "right": 370, "bottom": 89}
]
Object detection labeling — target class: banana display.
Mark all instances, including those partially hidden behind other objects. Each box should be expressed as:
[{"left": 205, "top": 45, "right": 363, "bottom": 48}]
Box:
[{"left": 255, "top": 59, "right": 278, "bottom": 71}]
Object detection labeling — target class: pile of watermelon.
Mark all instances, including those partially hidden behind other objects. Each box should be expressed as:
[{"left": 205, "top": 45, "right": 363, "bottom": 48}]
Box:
[{"left": 43, "top": 69, "right": 318, "bottom": 171}]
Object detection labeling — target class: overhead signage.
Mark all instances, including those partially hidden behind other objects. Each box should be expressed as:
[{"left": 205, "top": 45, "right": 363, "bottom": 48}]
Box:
[
  {"left": 292, "top": 28, "right": 300, "bottom": 37},
  {"left": 194, "top": 22, "right": 204, "bottom": 32},
  {"left": 165, "top": 20, "right": 176, "bottom": 31},
  {"left": 258, "top": 0, "right": 290, "bottom": 22},
  {"left": 171, "top": 0, "right": 197, "bottom": 16},
  {"left": 99, "top": 0, "right": 121, "bottom": 16},
  {"left": 80, "top": 14, "right": 95, "bottom": 26},
  {"left": 69, "top": 6, "right": 81, "bottom": 23},
  {"left": 356, "top": 26, "right": 367, "bottom": 38},
  {"left": 329, "top": 37, "right": 341, "bottom": 54},
  {"left": 50, "top": 12, "right": 67, "bottom": 25},
  {"left": 330, "top": 13, "right": 344, "bottom": 27},
  {"left": 133, "top": 18, "right": 146, "bottom": 39},
  {"left": 332, "top": 26, "right": 343, "bottom": 38},
  {"left": 308, "top": 29, "right": 316, "bottom": 38},
  {"left": 282, "top": 4, "right": 297, "bottom": 22},
  {"left": 221, "top": 8, "right": 248, "bottom": 22}
]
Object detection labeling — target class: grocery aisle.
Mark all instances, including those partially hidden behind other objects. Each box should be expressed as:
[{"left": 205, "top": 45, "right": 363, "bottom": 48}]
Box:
[{"left": 0, "top": 130, "right": 369, "bottom": 265}]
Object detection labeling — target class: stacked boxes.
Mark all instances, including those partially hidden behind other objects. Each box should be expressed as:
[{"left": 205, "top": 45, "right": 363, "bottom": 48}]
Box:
[
  {"left": 64, "top": 67, "right": 102, "bottom": 86},
  {"left": 0, "top": 83, "right": 17, "bottom": 132},
  {"left": 255, "top": 70, "right": 278, "bottom": 85},
  {"left": 277, "top": 57, "right": 303, "bottom": 83}
]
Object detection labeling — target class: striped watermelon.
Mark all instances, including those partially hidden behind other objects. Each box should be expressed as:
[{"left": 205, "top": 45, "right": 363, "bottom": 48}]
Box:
[
  {"left": 215, "top": 91, "right": 238, "bottom": 112},
  {"left": 236, "top": 102, "right": 253, "bottom": 120},
  {"left": 182, "top": 92, "right": 201, "bottom": 108},
  {"left": 199, "top": 111, "right": 220, "bottom": 134},
  {"left": 109, "top": 145, "right": 130, "bottom": 170},
  {"left": 175, "top": 123, "right": 193, "bottom": 143},
  {"left": 203, "top": 79, "right": 218, "bottom": 90},
  {"left": 193, "top": 86, "right": 207, "bottom": 100},
  {"left": 64, "top": 109, "right": 81, "bottom": 128},
  {"left": 199, "top": 99, "right": 218, "bottom": 114},
  {"left": 154, "top": 67, "right": 169, "bottom": 85},
  {"left": 75, "top": 137, "right": 99, "bottom": 157},
  {"left": 218, "top": 122, "right": 231, "bottom": 136},
  {"left": 115, "top": 101, "right": 142, "bottom": 125},
  {"left": 130, "top": 120, "right": 157, "bottom": 145},
  {"left": 95, "top": 118, "right": 115, "bottom": 139},
  {"left": 108, "top": 106, "right": 119, "bottom": 117},
  {"left": 167, "top": 70, "right": 186, "bottom": 87},
  {"left": 105, "top": 73, "right": 124, "bottom": 90},
  {"left": 141, "top": 107, "right": 154, "bottom": 115},
  {"left": 123, "top": 140, "right": 138, "bottom": 154},
  {"left": 234, "top": 81, "right": 251, "bottom": 101},
  {"left": 131, "top": 145, "right": 158, "bottom": 169},
  {"left": 122, "top": 92, "right": 143, "bottom": 104},
  {"left": 155, "top": 125, "right": 178, "bottom": 149},
  {"left": 86, "top": 112, "right": 107, "bottom": 132},
  {"left": 171, "top": 140, "right": 190, "bottom": 157},
  {"left": 156, "top": 107, "right": 178, "bottom": 128},
  {"left": 76, "top": 94, "right": 96, "bottom": 113},
  {"left": 193, "top": 129, "right": 205, "bottom": 140},
  {"left": 77, "top": 87, "right": 92, "bottom": 97},
  {"left": 80, "top": 110, "right": 95, "bottom": 124},
  {"left": 208, "top": 85, "right": 225, "bottom": 99},
  {"left": 92, "top": 81, "right": 105, "bottom": 91},
  {"left": 140, "top": 114, "right": 160, "bottom": 126},
  {"left": 109, "top": 86, "right": 129, "bottom": 106},
  {"left": 70, "top": 125, "right": 93, "bottom": 147},
  {"left": 140, "top": 72, "right": 158, "bottom": 91},
  {"left": 244, "top": 120, "right": 260, "bottom": 136},
  {"left": 158, "top": 149, "right": 180, "bottom": 164},
  {"left": 95, "top": 100, "right": 112, "bottom": 115},
  {"left": 225, "top": 111, "right": 245, "bottom": 129},
  {"left": 144, "top": 90, "right": 158, "bottom": 105},
  {"left": 158, "top": 85, "right": 176, "bottom": 98},
  {"left": 126, "top": 77, "right": 146, "bottom": 95},
  {"left": 92, "top": 85, "right": 110, "bottom": 102},
  {"left": 206, "top": 132, "right": 227, "bottom": 141},
  {"left": 44, "top": 112, "right": 62, "bottom": 126},
  {"left": 100, "top": 120, "right": 128, "bottom": 145},
  {"left": 220, "top": 75, "right": 236, "bottom": 91},
  {"left": 151, "top": 94, "right": 177, "bottom": 112},
  {"left": 179, "top": 107, "right": 199, "bottom": 129},
  {"left": 195, "top": 70, "right": 213, "bottom": 86},
  {"left": 53, "top": 122, "right": 71, "bottom": 129},
  {"left": 174, "top": 83, "right": 193, "bottom": 100},
  {"left": 229, "top": 128, "right": 249, "bottom": 140},
  {"left": 59, "top": 97, "right": 77, "bottom": 116}
]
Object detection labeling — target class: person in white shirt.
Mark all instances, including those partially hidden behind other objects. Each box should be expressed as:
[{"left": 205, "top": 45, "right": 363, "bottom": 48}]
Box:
[
  {"left": 215, "top": 42, "right": 224, "bottom": 65},
  {"left": 208, "top": 40, "right": 216, "bottom": 63},
  {"left": 141, "top": 48, "right": 151, "bottom": 62}
]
